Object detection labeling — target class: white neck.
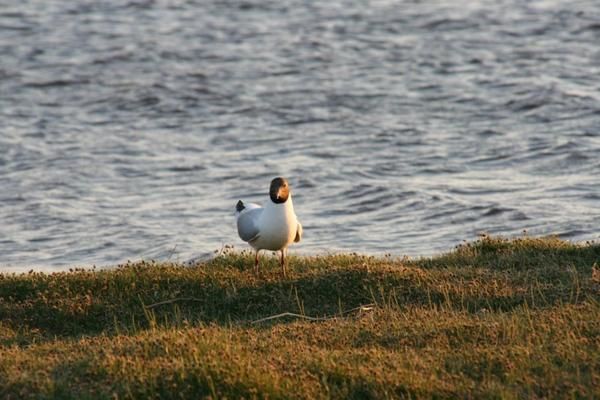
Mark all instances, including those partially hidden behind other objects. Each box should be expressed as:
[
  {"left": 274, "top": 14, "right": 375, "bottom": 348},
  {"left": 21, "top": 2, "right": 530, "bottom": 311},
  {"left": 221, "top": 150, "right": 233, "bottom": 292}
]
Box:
[{"left": 265, "top": 192, "right": 293, "bottom": 210}]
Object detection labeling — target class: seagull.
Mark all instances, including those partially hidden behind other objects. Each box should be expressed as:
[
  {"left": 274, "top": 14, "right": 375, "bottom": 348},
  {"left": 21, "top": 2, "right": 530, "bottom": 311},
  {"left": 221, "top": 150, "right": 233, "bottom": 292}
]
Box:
[{"left": 235, "top": 177, "right": 302, "bottom": 277}]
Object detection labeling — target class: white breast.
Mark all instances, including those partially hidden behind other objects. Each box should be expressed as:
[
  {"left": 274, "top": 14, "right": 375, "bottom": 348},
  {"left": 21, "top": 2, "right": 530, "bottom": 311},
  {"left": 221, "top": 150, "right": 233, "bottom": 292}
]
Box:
[{"left": 250, "top": 195, "right": 298, "bottom": 251}]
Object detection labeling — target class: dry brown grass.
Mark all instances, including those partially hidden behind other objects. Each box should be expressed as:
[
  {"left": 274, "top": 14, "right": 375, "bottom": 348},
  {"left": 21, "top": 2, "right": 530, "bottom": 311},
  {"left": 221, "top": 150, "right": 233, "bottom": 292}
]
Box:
[{"left": 1, "top": 236, "right": 599, "bottom": 399}]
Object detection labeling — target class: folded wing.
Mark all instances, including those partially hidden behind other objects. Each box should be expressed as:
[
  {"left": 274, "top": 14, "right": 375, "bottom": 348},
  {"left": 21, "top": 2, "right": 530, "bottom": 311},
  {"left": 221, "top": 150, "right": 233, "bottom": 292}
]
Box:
[
  {"left": 237, "top": 207, "right": 263, "bottom": 242},
  {"left": 294, "top": 221, "right": 302, "bottom": 243}
]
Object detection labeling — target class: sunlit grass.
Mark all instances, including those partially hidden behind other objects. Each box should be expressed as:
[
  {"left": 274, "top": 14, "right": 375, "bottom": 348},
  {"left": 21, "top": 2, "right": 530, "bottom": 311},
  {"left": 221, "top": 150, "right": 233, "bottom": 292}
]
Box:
[{"left": 1, "top": 236, "right": 599, "bottom": 398}]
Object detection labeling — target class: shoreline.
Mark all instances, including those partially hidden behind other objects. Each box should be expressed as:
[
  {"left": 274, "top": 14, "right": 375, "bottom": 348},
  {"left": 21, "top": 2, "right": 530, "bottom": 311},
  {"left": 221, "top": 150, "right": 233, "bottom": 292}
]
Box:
[{"left": 1, "top": 234, "right": 598, "bottom": 274}]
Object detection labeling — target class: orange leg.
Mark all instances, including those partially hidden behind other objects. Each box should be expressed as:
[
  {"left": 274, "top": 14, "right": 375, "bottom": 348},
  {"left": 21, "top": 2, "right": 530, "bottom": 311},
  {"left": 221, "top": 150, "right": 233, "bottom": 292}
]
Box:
[
  {"left": 280, "top": 249, "right": 286, "bottom": 278},
  {"left": 254, "top": 251, "right": 260, "bottom": 275}
]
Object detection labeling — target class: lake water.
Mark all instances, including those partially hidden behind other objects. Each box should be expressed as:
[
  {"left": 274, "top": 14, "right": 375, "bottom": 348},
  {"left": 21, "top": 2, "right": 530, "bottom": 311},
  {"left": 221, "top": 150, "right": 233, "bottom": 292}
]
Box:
[{"left": 1, "top": 0, "right": 599, "bottom": 271}]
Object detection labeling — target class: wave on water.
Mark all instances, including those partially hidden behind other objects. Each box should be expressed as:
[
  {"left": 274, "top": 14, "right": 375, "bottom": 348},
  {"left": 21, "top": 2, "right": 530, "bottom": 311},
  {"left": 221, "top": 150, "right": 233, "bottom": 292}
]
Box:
[{"left": 0, "top": 0, "right": 599, "bottom": 270}]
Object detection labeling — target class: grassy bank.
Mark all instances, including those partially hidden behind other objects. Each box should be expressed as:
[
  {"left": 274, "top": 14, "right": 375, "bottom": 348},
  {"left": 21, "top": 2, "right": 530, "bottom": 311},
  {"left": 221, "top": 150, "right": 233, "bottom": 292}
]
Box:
[{"left": 1, "top": 236, "right": 599, "bottom": 399}]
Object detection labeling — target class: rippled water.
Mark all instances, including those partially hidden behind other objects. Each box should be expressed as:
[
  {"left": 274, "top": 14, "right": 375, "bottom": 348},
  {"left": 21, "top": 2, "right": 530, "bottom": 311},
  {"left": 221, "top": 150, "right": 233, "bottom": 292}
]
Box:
[{"left": 1, "top": 0, "right": 599, "bottom": 270}]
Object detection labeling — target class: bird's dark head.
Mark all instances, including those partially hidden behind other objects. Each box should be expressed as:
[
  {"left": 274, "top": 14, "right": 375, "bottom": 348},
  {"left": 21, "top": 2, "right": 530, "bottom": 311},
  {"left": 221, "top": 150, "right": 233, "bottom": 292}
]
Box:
[{"left": 269, "top": 177, "right": 290, "bottom": 204}]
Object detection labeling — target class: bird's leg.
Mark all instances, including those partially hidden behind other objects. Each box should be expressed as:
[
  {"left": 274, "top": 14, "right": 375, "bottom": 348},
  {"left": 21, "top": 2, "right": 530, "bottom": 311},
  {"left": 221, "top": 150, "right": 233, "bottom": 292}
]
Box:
[
  {"left": 280, "top": 249, "right": 286, "bottom": 278},
  {"left": 254, "top": 251, "right": 259, "bottom": 275}
]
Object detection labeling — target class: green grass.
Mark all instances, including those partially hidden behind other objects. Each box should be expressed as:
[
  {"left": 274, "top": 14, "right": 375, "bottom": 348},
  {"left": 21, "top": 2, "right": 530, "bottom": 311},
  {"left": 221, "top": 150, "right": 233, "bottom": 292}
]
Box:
[{"left": 1, "top": 235, "right": 599, "bottom": 399}]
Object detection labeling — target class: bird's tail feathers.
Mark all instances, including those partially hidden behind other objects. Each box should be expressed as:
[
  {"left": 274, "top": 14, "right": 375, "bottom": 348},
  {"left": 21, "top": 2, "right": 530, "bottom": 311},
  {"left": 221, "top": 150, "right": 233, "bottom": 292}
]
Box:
[{"left": 236, "top": 200, "right": 245, "bottom": 213}]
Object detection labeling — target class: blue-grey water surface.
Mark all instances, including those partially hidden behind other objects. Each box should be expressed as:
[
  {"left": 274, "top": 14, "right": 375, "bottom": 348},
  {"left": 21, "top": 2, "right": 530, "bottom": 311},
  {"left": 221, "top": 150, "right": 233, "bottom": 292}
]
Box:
[{"left": 1, "top": 0, "right": 600, "bottom": 271}]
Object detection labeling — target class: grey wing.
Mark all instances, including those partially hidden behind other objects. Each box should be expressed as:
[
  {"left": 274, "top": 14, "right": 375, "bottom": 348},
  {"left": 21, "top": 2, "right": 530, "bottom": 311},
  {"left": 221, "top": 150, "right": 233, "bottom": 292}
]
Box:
[
  {"left": 237, "top": 208, "right": 262, "bottom": 242},
  {"left": 294, "top": 221, "right": 302, "bottom": 243}
]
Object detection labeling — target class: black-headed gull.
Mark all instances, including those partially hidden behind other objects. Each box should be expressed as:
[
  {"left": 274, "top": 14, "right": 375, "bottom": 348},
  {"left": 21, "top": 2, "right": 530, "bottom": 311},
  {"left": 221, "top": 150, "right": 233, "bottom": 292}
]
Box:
[{"left": 235, "top": 177, "right": 302, "bottom": 277}]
